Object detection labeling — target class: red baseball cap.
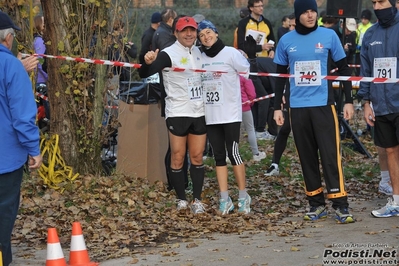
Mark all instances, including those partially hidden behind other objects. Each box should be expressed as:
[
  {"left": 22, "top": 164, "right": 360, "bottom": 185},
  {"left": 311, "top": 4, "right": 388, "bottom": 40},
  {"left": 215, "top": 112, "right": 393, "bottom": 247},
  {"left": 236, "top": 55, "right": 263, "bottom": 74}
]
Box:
[{"left": 175, "top": 16, "right": 197, "bottom": 31}]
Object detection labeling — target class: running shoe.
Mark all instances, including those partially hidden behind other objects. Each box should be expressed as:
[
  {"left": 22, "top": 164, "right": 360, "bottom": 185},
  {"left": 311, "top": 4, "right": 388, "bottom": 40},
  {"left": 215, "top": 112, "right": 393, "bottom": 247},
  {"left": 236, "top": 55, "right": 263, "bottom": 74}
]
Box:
[
  {"left": 371, "top": 198, "right": 399, "bottom": 218},
  {"left": 378, "top": 181, "right": 393, "bottom": 196},
  {"left": 256, "top": 131, "right": 276, "bottom": 141},
  {"left": 304, "top": 205, "right": 327, "bottom": 221},
  {"left": 191, "top": 198, "right": 206, "bottom": 214},
  {"left": 176, "top": 199, "right": 189, "bottom": 211},
  {"left": 264, "top": 163, "right": 279, "bottom": 176},
  {"left": 335, "top": 207, "right": 355, "bottom": 223},
  {"left": 238, "top": 194, "right": 251, "bottom": 214},
  {"left": 219, "top": 197, "right": 234, "bottom": 215},
  {"left": 253, "top": 151, "right": 266, "bottom": 162}
]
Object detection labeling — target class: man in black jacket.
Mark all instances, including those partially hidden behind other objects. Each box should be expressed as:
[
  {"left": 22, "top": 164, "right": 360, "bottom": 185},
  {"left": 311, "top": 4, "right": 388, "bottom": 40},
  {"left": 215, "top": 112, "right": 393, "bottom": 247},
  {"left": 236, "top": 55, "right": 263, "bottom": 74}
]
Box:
[
  {"left": 139, "top": 12, "right": 161, "bottom": 64},
  {"left": 152, "top": 8, "right": 177, "bottom": 51}
]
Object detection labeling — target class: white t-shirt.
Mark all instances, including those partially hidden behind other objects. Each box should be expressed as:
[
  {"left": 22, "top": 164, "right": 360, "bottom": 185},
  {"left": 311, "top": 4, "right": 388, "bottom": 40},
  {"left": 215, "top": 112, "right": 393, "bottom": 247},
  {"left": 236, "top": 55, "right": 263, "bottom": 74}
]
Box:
[{"left": 201, "top": 46, "right": 249, "bottom": 125}]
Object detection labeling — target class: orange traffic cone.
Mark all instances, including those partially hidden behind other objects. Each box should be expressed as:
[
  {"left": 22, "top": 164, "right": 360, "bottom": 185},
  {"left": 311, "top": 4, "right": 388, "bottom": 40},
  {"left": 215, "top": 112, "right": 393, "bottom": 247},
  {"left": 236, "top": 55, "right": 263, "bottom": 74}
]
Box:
[
  {"left": 69, "top": 222, "right": 99, "bottom": 266},
  {"left": 46, "top": 228, "right": 68, "bottom": 266}
]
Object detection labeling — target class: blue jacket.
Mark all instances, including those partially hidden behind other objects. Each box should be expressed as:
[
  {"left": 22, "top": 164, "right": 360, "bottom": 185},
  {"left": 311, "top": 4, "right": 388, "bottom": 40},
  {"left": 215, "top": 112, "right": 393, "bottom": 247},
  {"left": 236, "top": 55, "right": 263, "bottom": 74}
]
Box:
[
  {"left": 0, "top": 44, "right": 40, "bottom": 174},
  {"left": 358, "top": 12, "right": 399, "bottom": 116}
]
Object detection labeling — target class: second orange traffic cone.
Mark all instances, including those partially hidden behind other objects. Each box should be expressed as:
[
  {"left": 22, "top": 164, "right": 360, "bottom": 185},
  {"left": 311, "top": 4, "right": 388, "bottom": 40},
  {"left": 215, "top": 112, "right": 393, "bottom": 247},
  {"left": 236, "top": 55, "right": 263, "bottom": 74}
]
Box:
[
  {"left": 46, "top": 228, "right": 68, "bottom": 266},
  {"left": 69, "top": 222, "right": 99, "bottom": 266}
]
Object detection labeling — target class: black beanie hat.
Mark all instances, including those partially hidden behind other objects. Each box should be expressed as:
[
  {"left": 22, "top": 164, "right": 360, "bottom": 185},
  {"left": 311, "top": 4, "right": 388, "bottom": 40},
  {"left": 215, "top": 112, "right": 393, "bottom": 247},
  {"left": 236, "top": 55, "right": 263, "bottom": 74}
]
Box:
[
  {"left": 294, "top": 0, "right": 318, "bottom": 20},
  {"left": 361, "top": 9, "right": 372, "bottom": 20}
]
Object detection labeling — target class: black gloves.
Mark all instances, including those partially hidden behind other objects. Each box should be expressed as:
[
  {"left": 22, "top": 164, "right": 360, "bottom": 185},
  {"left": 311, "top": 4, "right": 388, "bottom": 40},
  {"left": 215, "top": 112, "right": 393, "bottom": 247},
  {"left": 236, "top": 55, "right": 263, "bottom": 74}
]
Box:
[{"left": 244, "top": 35, "right": 257, "bottom": 59}]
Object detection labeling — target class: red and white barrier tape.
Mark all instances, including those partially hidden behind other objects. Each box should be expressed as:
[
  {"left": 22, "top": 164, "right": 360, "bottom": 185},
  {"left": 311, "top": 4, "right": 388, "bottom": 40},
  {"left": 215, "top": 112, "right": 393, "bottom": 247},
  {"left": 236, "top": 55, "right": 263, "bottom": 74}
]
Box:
[
  {"left": 242, "top": 93, "right": 275, "bottom": 105},
  {"left": 250, "top": 72, "right": 399, "bottom": 84},
  {"left": 22, "top": 53, "right": 142, "bottom": 69},
  {"left": 35, "top": 92, "right": 48, "bottom": 101},
  {"left": 23, "top": 53, "right": 399, "bottom": 83}
]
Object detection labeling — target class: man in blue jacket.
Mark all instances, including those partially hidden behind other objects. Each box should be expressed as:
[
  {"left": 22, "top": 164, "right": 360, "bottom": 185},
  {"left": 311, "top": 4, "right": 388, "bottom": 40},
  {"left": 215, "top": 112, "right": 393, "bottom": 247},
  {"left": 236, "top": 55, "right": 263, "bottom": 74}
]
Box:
[
  {"left": 358, "top": 0, "right": 399, "bottom": 218},
  {"left": 0, "top": 11, "right": 42, "bottom": 266}
]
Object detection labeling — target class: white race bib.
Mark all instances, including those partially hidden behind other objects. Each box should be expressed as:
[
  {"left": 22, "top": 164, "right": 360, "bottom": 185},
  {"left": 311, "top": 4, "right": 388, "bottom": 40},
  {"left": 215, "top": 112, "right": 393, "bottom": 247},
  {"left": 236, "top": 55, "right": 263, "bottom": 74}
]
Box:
[
  {"left": 203, "top": 80, "right": 223, "bottom": 105},
  {"left": 145, "top": 73, "right": 160, "bottom": 83},
  {"left": 187, "top": 76, "right": 203, "bottom": 101},
  {"left": 294, "top": 60, "right": 321, "bottom": 87},
  {"left": 373, "top": 57, "right": 397, "bottom": 80}
]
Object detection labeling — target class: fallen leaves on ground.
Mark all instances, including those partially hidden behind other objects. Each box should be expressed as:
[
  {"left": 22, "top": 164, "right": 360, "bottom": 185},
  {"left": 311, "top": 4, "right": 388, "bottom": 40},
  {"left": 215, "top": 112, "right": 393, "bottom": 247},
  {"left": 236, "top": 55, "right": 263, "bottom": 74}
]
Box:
[{"left": 13, "top": 130, "right": 383, "bottom": 261}]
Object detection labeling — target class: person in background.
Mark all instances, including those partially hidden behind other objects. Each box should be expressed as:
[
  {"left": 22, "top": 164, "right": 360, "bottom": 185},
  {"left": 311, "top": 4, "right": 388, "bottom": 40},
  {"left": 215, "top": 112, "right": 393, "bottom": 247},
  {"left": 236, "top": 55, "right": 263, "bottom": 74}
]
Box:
[
  {"left": 193, "top": 14, "right": 205, "bottom": 24},
  {"left": 0, "top": 11, "right": 43, "bottom": 266},
  {"left": 277, "top": 15, "right": 290, "bottom": 41},
  {"left": 193, "top": 14, "right": 205, "bottom": 47},
  {"left": 239, "top": 65, "right": 266, "bottom": 162},
  {"left": 342, "top": 18, "right": 357, "bottom": 65},
  {"left": 152, "top": 8, "right": 177, "bottom": 52},
  {"left": 287, "top": 13, "right": 296, "bottom": 31},
  {"left": 138, "top": 11, "right": 162, "bottom": 107},
  {"left": 253, "top": 56, "right": 278, "bottom": 140},
  {"left": 321, "top": 15, "right": 341, "bottom": 39},
  {"left": 139, "top": 12, "right": 161, "bottom": 64},
  {"left": 355, "top": 9, "right": 373, "bottom": 76},
  {"left": 358, "top": 0, "right": 399, "bottom": 218},
  {"left": 198, "top": 20, "right": 251, "bottom": 215},
  {"left": 237, "top": 0, "right": 276, "bottom": 140},
  {"left": 273, "top": 0, "right": 355, "bottom": 224},
  {"left": 33, "top": 15, "right": 49, "bottom": 121},
  {"left": 237, "top": 0, "right": 275, "bottom": 58},
  {"left": 233, "top": 8, "right": 250, "bottom": 49},
  {"left": 139, "top": 17, "right": 206, "bottom": 214},
  {"left": 33, "top": 15, "right": 47, "bottom": 80},
  {"left": 317, "top": 10, "right": 326, "bottom": 26},
  {"left": 264, "top": 13, "right": 295, "bottom": 177}
]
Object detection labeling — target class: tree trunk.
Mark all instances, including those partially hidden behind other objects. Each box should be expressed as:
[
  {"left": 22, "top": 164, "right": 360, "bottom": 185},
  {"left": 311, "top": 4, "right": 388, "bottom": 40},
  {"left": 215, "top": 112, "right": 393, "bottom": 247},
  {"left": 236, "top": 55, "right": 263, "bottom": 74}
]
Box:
[{"left": 41, "top": 0, "right": 109, "bottom": 174}]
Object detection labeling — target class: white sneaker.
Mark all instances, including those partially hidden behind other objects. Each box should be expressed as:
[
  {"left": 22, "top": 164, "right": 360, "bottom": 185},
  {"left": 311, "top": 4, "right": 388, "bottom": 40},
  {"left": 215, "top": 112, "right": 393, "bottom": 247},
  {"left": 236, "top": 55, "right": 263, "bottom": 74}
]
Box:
[
  {"left": 176, "top": 199, "right": 189, "bottom": 211},
  {"left": 256, "top": 131, "right": 265, "bottom": 139},
  {"left": 219, "top": 197, "right": 234, "bottom": 215},
  {"left": 371, "top": 198, "right": 399, "bottom": 218},
  {"left": 238, "top": 194, "right": 251, "bottom": 214},
  {"left": 253, "top": 151, "right": 266, "bottom": 162},
  {"left": 378, "top": 181, "right": 393, "bottom": 196},
  {"left": 256, "top": 131, "right": 276, "bottom": 141},
  {"left": 265, "top": 163, "right": 279, "bottom": 176},
  {"left": 264, "top": 131, "right": 276, "bottom": 140},
  {"left": 191, "top": 198, "right": 206, "bottom": 214}
]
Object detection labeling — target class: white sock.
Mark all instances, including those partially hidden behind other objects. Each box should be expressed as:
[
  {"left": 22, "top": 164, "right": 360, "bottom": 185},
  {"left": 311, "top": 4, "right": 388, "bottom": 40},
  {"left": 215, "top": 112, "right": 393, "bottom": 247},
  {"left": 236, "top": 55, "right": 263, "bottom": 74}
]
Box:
[
  {"left": 239, "top": 189, "right": 247, "bottom": 199},
  {"left": 272, "top": 163, "right": 279, "bottom": 169},
  {"left": 393, "top": 195, "right": 399, "bottom": 205},
  {"left": 381, "top": 171, "right": 390, "bottom": 183},
  {"left": 220, "top": 191, "right": 229, "bottom": 201}
]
